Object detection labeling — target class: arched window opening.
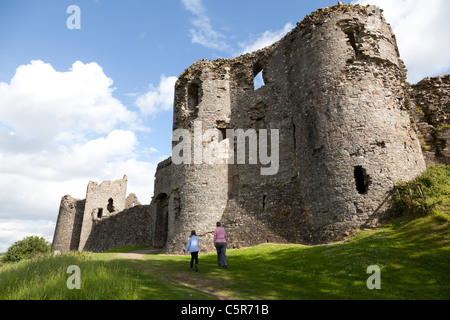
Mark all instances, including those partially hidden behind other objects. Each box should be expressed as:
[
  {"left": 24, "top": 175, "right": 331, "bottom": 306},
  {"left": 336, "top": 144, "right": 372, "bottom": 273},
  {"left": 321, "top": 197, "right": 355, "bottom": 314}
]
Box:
[{"left": 107, "top": 198, "right": 115, "bottom": 213}]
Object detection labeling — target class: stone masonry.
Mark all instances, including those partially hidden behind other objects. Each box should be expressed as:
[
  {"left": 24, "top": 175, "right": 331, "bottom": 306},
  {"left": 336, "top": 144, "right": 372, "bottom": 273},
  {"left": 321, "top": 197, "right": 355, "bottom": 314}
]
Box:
[
  {"left": 407, "top": 75, "right": 450, "bottom": 165},
  {"left": 52, "top": 2, "right": 448, "bottom": 254},
  {"left": 52, "top": 175, "right": 131, "bottom": 252}
]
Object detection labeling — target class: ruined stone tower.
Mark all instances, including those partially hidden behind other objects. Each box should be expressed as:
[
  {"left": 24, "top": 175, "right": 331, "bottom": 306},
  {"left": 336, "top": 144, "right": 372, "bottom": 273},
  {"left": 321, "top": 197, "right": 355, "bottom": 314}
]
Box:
[
  {"left": 161, "top": 3, "right": 426, "bottom": 253},
  {"left": 51, "top": 175, "right": 128, "bottom": 252},
  {"left": 53, "top": 3, "right": 447, "bottom": 255}
]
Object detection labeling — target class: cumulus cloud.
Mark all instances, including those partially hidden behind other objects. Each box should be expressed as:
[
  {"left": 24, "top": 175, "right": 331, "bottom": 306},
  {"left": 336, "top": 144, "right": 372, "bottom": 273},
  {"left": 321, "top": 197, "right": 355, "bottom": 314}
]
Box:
[
  {"left": 181, "top": 0, "right": 230, "bottom": 51},
  {"left": 135, "top": 74, "right": 177, "bottom": 116},
  {"left": 239, "top": 23, "right": 295, "bottom": 55},
  {"left": 0, "top": 60, "right": 137, "bottom": 143},
  {"left": 0, "top": 60, "right": 159, "bottom": 252},
  {"left": 352, "top": 0, "right": 450, "bottom": 83}
]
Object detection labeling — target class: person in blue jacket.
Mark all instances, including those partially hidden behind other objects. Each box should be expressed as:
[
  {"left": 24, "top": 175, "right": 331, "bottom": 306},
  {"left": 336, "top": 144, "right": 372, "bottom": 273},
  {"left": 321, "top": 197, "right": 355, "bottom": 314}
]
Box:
[{"left": 186, "top": 230, "right": 199, "bottom": 271}]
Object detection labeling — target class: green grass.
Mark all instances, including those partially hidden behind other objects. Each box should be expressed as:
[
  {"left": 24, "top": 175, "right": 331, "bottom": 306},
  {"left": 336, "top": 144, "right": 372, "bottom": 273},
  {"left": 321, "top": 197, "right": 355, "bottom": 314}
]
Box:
[
  {"left": 1, "top": 212, "right": 448, "bottom": 300},
  {"left": 102, "top": 245, "right": 152, "bottom": 253},
  {"left": 0, "top": 251, "right": 139, "bottom": 300},
  {"left": 395, "top": 165, "right": 449, "bottom": 220},
  {"left": 1, "top": 166, "right": 448, "bottom": 300},
  {"left": 134, "top": 212, "right": 448, "bottom": 300}
]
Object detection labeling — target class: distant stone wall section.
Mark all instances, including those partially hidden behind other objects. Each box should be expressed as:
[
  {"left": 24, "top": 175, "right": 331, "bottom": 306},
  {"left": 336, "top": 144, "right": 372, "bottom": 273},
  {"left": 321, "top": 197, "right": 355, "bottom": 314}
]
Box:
[
  {"left": 149, "top": 157, "right": 172, "bottom": 248},
  {"left": 407, "top": 75, "right": 450, "bottom": 164},
  {"left": 78, "top": 175, "right": 128, "bottom": 251},
  {"left": 52, "top": 176, "right": 146, "bottom": 253},
  {"left": 84, "top": 205, "right": 152, "bottom": 253},
  {"left": 125, "top": 193, "right": 141, "bottom": 209},
  {"left": 51, "top": 195, "right": 85, "bottom": 252}
]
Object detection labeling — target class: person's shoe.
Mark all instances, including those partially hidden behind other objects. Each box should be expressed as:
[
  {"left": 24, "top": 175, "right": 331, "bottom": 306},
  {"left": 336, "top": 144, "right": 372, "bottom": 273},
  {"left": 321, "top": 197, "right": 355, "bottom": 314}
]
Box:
[{"left": 223, "top": 265, "right": 227, "bottom": 269}]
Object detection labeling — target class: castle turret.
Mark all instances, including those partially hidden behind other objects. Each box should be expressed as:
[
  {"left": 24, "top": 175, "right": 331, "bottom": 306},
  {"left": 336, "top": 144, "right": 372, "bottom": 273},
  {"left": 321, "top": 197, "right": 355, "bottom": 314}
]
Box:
[
  {"left": 287, "top": 4, "right": 426, "bottom": 241},
  {"left": 165, "top": 61, "right": 232, "bottom": 253},
  {"left": 51, "top": 195, "right": 85, "bottom": 253},
  {"left": 163, "top": 3, "right": 426, "bottom": 252}
]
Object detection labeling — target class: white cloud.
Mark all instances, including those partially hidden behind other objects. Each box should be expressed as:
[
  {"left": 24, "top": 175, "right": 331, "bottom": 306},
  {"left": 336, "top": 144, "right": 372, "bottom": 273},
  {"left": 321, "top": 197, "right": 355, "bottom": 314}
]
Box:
[
  {"left": 135, "top": 74, "right": 177, "bottom": 116},
  {"left": 181, "top": 0, "right": 230, "bottom": 51},
  {"left": 0, "top": 60, "right": 160, "bottom": 252},
  {"left": 0, "top": 219, "right": 55, "bottom": 253},
  {"left": 181, "top": 0, "right": 205, "bottom": 16},
  {"left": 0, "top": 60, "right": 137, "bottom": 143},
  {"left": 352, "top": 0, "right": 450, "bottom": 83},
  {"left": 239, "top": 23, "right": 295, "bottom": 55}
]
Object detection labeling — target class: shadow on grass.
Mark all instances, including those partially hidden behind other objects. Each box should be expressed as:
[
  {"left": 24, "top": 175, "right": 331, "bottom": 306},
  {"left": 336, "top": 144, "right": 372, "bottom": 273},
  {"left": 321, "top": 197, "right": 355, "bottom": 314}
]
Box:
[
  {"left": 2, "top": 215, "right": 448, "bottom": 300},
  {"left": 121, "top": 215, "right": 449, "bottom": 300}
]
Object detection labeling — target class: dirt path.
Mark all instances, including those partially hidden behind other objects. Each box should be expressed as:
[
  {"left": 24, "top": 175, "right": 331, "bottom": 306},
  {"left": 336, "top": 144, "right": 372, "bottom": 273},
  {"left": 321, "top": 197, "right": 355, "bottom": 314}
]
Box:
[
  {"left": 115, "top": 250, "right": 232, "bottom": 300},
  {"left": 115, "top": 249, "right": 160, "bottom": 260}
]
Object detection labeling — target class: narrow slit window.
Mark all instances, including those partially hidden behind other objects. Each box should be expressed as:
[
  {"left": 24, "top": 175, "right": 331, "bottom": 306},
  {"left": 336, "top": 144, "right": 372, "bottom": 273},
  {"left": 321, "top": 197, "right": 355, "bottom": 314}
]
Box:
[
  {"left": 292, "top": 123, "right": 297, "bottom": 150},
  {"left": 354, "top": 166, "right": 370, "bottom": 194},
  {"left": 188, "top": 83, "right": 199, "bottom": 110},
  {"left": 253, "top": 63, "right": 265, "bottom": 90},
  {"left": 97, "top": 208, "right": 103, "bottom": 219}
]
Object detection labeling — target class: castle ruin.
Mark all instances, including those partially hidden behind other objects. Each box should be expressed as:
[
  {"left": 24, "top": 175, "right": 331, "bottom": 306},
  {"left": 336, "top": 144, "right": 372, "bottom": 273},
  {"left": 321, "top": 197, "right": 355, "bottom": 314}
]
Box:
[{"left": 52, "top": 3, "right": 449, "bottom": 254}]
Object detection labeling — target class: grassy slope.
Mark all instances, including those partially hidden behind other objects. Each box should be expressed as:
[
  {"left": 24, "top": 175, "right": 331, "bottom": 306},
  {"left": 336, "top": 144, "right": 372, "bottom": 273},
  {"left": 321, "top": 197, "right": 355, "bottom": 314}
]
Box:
[
  {"left": 1, "top": 213, "right": 447, "bottom": 300},
  {"left": 129, "top": 213, "right": 449, "bottom": 300}
]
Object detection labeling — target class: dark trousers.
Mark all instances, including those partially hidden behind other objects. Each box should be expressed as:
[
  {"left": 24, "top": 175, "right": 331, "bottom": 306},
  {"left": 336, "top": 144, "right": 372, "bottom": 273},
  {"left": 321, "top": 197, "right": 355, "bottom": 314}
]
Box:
[
  {"left": 215, "top": 242, "right": 227, "bottom": 267},
  {"left": 190, "top": 251, "right": 198, "bottom": 268}
]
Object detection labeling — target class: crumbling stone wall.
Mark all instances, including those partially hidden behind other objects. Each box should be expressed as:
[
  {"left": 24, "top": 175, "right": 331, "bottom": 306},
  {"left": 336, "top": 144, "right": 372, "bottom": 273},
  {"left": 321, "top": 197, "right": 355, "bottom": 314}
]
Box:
[
  {"left": 148, "top": 157, "right": 172, "bottom": 248},
  {"left": 407, "top": 75, "right": 450, "bottom": 164},
  {"left": 84, "top": 205, "right": 151, "bottom": 252},
  {"left": 52, "top": 176, "right": 137, "bottom": 253},
  {"left": 163, "top": 2, "right": 426, "bottom": 254},
  {"left": 52, "top": 3, "right": 448, "bottom": 255},
  {"left": 78, "top": 175, "right": 128, "bottom": 251},
  {"left": 51, "top": 195, "right": 85, "bottom": 252},
  {"left": 125, "top": 193, "right": 141, "bottom": 209}
]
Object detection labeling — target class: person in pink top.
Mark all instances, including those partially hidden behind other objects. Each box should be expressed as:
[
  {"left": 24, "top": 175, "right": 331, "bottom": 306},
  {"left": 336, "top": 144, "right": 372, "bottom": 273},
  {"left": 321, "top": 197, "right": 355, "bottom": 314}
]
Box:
[{"left": 214, "top": 221, "right": 228, "bottom": 269}]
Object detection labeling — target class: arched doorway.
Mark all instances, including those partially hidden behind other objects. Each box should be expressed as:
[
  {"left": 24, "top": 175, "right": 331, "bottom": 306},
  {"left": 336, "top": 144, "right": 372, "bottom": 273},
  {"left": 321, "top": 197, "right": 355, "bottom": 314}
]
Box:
[{"left": 154, "top": 193, "right": 169, "bottom": 248}]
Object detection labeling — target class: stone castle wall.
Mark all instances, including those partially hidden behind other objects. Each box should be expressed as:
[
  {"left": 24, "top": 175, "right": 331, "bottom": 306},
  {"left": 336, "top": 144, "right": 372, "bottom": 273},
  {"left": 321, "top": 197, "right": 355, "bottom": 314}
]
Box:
[
  {"left": 162, "top": 3, "right": 426, "bottom": 254},
  {"left": 51, "top": 195, "right": 85, "bottom": 252},
  {"left": 52, "top": 3, "right": 448, "bottom": 255},
  {"left": 78, "top": 175, "right": 128, "bottom": 251},
  {"left": 52, "top": 176, "right": 138, "bottom": 253},
  {"left": 407, "top": 75, "right": 450, "bottom": 165},
  {"left": 83, "top": 205, "right": 152, "bottom": 252}
]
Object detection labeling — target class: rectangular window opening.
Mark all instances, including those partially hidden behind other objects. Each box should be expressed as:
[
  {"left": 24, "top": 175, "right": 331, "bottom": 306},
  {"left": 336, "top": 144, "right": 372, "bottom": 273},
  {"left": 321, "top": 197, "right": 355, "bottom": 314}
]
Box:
[
  {"left": 354, "top": 166, "right": 370, "bottom": 195},
  {"left": 253, "top": 63, "right": 265, "bottom": 90},
  {"left": 188, "top": 83, "right": 199, "bottom": 110}
]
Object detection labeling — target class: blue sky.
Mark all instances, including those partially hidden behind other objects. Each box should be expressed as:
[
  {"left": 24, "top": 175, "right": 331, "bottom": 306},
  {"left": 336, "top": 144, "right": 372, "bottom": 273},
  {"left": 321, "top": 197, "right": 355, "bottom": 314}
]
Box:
[{"left": 0, "top": 0, "right": 449, "bottom": 252}]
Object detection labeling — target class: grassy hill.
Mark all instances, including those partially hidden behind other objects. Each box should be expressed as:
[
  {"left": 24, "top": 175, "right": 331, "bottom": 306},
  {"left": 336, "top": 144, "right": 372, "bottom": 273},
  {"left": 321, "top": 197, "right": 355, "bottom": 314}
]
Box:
[{"left": 0, "top": 166, "right": 448, "bottom": 300}]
